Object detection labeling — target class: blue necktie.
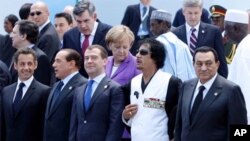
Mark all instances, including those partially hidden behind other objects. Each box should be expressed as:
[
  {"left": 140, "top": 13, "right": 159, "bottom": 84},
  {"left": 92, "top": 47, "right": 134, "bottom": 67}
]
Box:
[
  {"left": 84, "top": 80, "right": 94, "bottom": 111},
  {"left": 141, "top": 6, "right": 148, "bottom": 31},
  {"left": 13, "top": 82, "right": 25, "bottom": 113},
  {"left": 50, "top": 81, "right": 64, "bottom": 110}
]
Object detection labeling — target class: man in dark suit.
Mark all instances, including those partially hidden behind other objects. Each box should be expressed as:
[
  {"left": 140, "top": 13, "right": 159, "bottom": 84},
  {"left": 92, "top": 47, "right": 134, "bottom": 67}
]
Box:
[
  {"left": 175, "top": 47, "right": 247, "bottom": 141},
  {"left": 69, "top": 45, "right": 124, "bottom": 141},
  {"left": 43, "top": 49, "right": 87, "bottom": 141},
  {"left": 9, "top": 20, "right": 52, "bottom": 86},
  {"left": 1, "top": 48, "right": 50, "bottom": 141},
  {"left": 121, "top": 0, "right": 156, "bottom": 55},
  {"left": 63, "top": 1, "right": 112, "bottom": 78},
  {"left": 30, "top": 1, "right": 60, "bottom": 64},
  {"left": 172, "top": 0, "right": 228, "bottom": 78}
]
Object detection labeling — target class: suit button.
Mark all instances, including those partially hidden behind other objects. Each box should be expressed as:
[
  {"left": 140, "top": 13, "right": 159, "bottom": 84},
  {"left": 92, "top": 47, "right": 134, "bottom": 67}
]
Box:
[{"left": 84, "top": 120, "right": 87, "bottom": 123}]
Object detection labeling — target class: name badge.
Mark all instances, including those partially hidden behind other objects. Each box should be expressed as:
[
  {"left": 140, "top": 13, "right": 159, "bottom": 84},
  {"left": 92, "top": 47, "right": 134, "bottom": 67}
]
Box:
[{"left": 143, "top": 98, "right": 165, "bottom": 109}]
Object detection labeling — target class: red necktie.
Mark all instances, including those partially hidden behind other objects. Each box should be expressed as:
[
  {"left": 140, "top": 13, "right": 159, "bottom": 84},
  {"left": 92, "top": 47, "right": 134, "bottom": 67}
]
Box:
[{"left": 82, "top": 35, "right": 90, "bottom": 56}]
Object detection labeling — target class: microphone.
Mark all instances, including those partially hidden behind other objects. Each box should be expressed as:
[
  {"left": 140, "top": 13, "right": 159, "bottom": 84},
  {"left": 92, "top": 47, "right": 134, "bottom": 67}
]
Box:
[{"left": 134, "top": 91, "right": 139, "bottom": 99}]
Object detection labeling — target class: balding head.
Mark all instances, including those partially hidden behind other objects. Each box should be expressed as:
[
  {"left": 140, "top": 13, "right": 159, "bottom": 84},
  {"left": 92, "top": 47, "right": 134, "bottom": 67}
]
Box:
[
  {"left": 30, "top": 1, "right": 49, "bottom": 27},
  {"left": 63, "top": 5, "right": 77, "bottom": 27}
]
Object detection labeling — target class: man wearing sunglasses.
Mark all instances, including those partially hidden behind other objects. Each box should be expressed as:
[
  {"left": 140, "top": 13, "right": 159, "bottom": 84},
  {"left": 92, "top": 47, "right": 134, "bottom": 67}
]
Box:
[
  {"left": 122, "top": 38, "right": 181, "bottom": 141},
  {"left": 30, "top": 1, "right": 60, "bottom": 64}
]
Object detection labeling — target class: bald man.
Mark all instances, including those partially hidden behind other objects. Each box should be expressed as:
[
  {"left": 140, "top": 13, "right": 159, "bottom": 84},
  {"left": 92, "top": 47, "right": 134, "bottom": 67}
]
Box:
[{"left": 30, "top": 1, "right": 60, "bottom": 64}]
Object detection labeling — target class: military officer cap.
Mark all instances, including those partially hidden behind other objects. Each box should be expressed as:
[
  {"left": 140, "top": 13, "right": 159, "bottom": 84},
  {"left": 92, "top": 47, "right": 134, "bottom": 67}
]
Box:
[{"left": 209, "top": 5, "right": 227, "bottom": 17}]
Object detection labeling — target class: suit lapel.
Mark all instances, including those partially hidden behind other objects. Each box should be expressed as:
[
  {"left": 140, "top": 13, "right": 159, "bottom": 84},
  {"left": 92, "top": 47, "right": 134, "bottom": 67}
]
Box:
[
  {"left": 105, "top": 57, "right": 114, "bottom": 77},
  {"left": 48, "top": 74, "right": 82, "bottom": 116},
  {"left": 191, "top": 75, "right": 223, "bottom": 127},
  {"left": 78, "top": 85, "right": 87, "bottom": 116},
  {"left": 136, "top": 4, "right": 141, "bottom": 21},
  {"left": 197, "top": 22, "right": 207, "bottom": 47},
  {"left": 87, "top": 76, "right": 110, "bottom": 112},
  {"left": 45, "top": 82, "right": 58, "bottom": 118},
  {"left": 39, "top": 23, "right": 52, "bottom": 37},
  {"left": 110, "top": 55, "right": 131, "bottom": 79},
  {"left": 93, "top": 22, "right": 104, "bottom": 44},
  {"left": 180, "top": 25, "right": 188, "bottom": 44},
  {"left": 14, "top": 80, "right": 36, "bottom": 117},
  {"left": 76, "top": 30, "right": 82, "bottom": 56},
  {"left": 7, "top": 84, "right": 17, "bottom": 118},
  {"left": 183, "top": 79, "right": 198, "bottom": 124}
]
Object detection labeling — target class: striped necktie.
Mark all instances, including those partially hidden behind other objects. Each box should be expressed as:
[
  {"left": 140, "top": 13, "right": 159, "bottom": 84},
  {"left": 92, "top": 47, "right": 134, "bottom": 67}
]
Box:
[{"left": 189, "top": 28, "right": 197, "bottom": 55}]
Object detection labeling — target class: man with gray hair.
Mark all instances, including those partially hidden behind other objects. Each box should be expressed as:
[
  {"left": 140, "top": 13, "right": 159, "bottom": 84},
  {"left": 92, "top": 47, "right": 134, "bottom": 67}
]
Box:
[
  {"left": 225, "top": 9, "right": 250, "bottom": 123},
  {"left": 63, "top": 1, "right": 111, "bottom": 78},
  {"left": 172, "top": 0, "right": 228, "bottom": 78},
  {"left": 151, "top": 10, "right": 195, "bottom": 81}
]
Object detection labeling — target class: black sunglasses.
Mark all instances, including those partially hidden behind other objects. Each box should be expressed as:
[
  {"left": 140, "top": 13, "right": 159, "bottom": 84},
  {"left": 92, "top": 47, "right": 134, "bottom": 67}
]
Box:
[
  {"left": 30, "top": 11, "right": 42, "bottom": 16},
  {"left": 137, "top": 49, "right": 150, "bottom": 56}
]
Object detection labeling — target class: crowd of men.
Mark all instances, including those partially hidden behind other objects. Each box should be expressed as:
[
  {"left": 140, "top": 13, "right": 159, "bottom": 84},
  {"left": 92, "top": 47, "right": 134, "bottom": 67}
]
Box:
[{"left": 0, "top": 0, "right": 250, "bottom": 141}]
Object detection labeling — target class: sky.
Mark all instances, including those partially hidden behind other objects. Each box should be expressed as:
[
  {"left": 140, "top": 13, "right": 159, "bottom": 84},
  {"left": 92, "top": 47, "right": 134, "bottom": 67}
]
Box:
[{"left": 0, "top": 0, "right": 249, "bottom": 34}]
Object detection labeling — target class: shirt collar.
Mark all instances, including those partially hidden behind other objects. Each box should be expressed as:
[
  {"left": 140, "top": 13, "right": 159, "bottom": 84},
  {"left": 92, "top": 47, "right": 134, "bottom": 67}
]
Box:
[
  {"left": 89, "top": 73, "right": 106, "bottom": 84},
  {"left": 61, "top": 71, "right": 79, "bottom": 85},
  {"left": 186, "top": 22, "right": 200, "bottom": 33},
  {"left": 39, "top": 18, "right": 50, "bottom": 32},
  {"left": 17, "top": 76, "right": 34, "bottom": 89},
  {"left": 197, "top": 73, "right": 218, "bottom": 91},
  {"left": 81, "top": 21, "right": 98, "bottom": 38}
]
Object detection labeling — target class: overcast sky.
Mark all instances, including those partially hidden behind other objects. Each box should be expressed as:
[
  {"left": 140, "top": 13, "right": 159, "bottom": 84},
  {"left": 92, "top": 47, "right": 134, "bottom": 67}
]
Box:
[{"left": 0, "top": 0, "right": 249, "bottom": 34}]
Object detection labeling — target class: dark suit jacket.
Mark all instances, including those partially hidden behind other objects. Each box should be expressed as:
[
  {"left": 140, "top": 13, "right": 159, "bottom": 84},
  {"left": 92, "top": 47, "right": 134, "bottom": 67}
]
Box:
[
  {"left": 0, "top": 61, "right": 11, "bottom": 90},
  {"left": 0, "top": 34, "right": 16, "bottom": 67},
  {"left": 10, "top": 46, "right": 52, "bottom": 86},
  {"left": 175, "top": 75, "right": 247, "bottom": 141},
  {"left": 63, "top": 21, "right": 112, "bottom": 77},
  {"left": 1, "top": 79, "right": 50, "bottom": 141},
  {"left": 172, "top": 8, "right": 211, "bottom": 27},
  {"left": 43, "top": 73, "right": 87, "bottom": 141},
  {"left": 121, "top": 4, "right": 156, "bottom": 55},
  {"left": 69, "top": 76, "right": 124, "bottom": 141},
  {"left": 172, "top": 22, "right": 228, "bottom": 78},
  {"left": 37, "top": 22, "right": 60, "bottom": 64}
]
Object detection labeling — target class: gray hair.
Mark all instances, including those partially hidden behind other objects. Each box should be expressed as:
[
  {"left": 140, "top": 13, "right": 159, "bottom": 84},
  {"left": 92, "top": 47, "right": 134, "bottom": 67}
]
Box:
[
  {"left": 183, "top": 0, "right": 203, "bottom": 8},
  {"left": 73, "top": 1, "right": 95, "bottom": 16}
]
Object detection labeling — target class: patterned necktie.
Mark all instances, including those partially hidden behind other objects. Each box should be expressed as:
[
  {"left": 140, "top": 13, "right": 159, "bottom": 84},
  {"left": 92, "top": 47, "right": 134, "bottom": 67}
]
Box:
[
  {"left": 13, "top": 82, "right": 25, "bottom": 113},
  {"left": 82, "top": 35, "right": 90, "bottom": 56},
  {"left": 141, "top": 6, "right": 148, "bottom": 31},
  {"left": 190, "top": 85, "right": 205, "bottom": 123},
  {"left": 50, "top": 81, "right": 64, "bottom": 111},
  {"left": 189, "top": 28, "right": 197, "bottom": 56},
  {"left": 84, "top": 80, "right": 94, "bottom": 111}
]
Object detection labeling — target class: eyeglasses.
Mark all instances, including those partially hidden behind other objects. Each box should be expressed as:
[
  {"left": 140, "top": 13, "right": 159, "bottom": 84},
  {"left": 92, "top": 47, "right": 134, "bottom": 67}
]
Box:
[
  {"left": 30, "top": 11, "right": 42, "bottom": 16},
  {"left": 137, "top": 49, "right": 150, "bottom": 56}
]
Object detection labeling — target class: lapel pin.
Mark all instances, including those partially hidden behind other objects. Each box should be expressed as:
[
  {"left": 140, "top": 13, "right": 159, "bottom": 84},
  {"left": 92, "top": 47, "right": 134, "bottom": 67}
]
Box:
[
  {"left": 104, "top": 85, "right": 108, "bottom": 89},
  {"left": 69, "top": 86, "right": 72, "bottom": 90},
  {"left": 214, "top": 92, "right": 218, "bottom": 96},
  {"left": 202, "top": 30, "right": 205, "bottom": 33}
]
